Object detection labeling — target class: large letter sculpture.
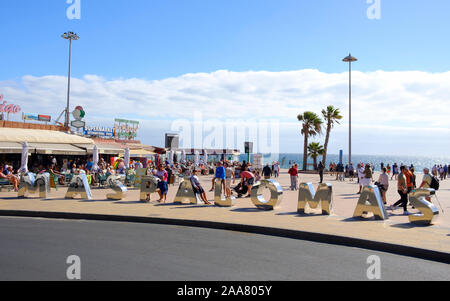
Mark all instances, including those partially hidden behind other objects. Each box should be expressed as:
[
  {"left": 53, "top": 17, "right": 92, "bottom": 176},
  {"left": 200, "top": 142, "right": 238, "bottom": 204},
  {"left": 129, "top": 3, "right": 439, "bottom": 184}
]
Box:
[
  {"left": 214, "top": 179, "right": 235, "bottom": 207},
  {"left": 134, "top": 168, "right": 148, "bottom": 188},
  {"left": 353, "top": 185, "right": 388, "bottom": 220},
  {"left": 298, "top": 183, "right": 333, "bottom": 215},
  {"left": 250, "top": 179, "right": 283, "bottom": 211},
  {"left": 408, "top": 189, "right": 439, "bottom": 225},
  {"left": 18, "top": 173, "right": 50, "bottom": 199},
  {"left": 174, "top": 177, "right": 201, "bottom": 204},
  {"left": 65, "top": 174, "right": 92, "bottom": 200},
  {"left": 139, "top": 176, "right": 159, "bottom": 202},
  {"left": 106, "top": 175, "right": 128, "bottom": 200}
]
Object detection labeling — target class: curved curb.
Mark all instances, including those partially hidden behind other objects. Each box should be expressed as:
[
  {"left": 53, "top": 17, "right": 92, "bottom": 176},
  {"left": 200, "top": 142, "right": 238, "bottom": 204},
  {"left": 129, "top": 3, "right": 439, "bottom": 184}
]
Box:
[{"left": 0, "top": 209, "right": 449, "bottom": 264}]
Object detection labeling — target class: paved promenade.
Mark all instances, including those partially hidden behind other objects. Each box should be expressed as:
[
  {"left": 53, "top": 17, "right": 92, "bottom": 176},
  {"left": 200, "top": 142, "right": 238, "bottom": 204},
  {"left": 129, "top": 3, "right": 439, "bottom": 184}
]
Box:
[{"left": 0, "top": 170, "right": 449, "bottom": 255}]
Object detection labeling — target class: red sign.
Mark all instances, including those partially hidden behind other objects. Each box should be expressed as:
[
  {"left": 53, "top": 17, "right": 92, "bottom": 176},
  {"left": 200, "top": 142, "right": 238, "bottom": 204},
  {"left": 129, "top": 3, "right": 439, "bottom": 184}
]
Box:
[
  {"left": 38, "top": 115, "right": 51, "bottom": 122},
  {"left": 0, "top": 95, "right": 21, "bottom": 114}
]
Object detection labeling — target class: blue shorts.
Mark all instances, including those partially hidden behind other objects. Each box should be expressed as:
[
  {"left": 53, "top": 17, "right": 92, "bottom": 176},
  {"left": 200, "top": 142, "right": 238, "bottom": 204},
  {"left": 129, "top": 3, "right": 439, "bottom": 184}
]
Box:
[{"left": 158, "top": 181, "right": 168, "bottom": 194}]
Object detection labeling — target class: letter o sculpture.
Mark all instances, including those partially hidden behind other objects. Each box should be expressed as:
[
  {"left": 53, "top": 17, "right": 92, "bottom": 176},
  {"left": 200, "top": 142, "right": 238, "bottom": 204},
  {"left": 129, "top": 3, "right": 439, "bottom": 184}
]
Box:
[{"left": 250, "top": 179, "right": 283, "bottom": 211}]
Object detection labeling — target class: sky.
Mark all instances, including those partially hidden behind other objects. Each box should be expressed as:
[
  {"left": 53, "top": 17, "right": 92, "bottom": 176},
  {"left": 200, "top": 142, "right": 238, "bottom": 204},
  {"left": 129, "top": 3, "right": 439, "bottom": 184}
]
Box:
[{"left": 0, "top": 0, "right": 450, "bottom": 157}]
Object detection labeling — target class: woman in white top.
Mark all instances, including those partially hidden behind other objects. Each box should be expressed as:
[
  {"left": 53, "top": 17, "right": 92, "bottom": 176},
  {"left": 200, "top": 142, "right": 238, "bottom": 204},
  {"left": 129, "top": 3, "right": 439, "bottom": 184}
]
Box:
[
  {"left": 377, "top": 167, "right": 389, "bottom": 204},
  {"left": 360, "top": 165, "right": 372, "bottom": 188}
]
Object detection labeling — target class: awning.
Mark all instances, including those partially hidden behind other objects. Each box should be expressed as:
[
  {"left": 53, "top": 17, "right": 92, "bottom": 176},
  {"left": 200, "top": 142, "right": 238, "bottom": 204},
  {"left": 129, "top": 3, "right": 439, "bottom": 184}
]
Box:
[
  {"left": 0, "top": 128, "right": 94, "bottom": 144},
  {"left": 75, "top": 143, "right": 125, "bottom": 155},
  {"left": 0, "top": 142, "right": 23, "bottom": 154},
  {"left": 129, "top": 149, "right": 157, "bottom": 157},
  {"left": 27, "top": 143, "right": 87, "bottom": 156}
]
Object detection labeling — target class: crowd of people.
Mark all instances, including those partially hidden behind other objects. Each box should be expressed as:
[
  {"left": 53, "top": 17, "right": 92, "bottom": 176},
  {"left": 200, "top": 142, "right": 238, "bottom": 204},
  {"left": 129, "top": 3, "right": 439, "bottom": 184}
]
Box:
[{"left": 0, "top": 155, "right": 447, "bottom": 217}]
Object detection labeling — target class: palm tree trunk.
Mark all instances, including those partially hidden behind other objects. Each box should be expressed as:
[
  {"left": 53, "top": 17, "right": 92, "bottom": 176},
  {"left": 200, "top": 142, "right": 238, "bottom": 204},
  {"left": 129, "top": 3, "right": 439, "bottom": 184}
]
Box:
[
  {"left": 322, "top": 121, "right": 331, "bottom": 167},
  {"left": 303, "top": 132, "right": 308, "bottom": 171}
]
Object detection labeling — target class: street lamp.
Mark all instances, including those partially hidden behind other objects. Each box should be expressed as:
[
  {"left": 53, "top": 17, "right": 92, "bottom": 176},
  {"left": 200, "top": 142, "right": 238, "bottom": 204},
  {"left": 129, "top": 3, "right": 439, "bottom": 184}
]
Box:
[
  {"left": 342, "top": 53, "right": 357, "bottom": 166},
  {"left": 62, "top": 31, "right": 80, "bottom": 129}
]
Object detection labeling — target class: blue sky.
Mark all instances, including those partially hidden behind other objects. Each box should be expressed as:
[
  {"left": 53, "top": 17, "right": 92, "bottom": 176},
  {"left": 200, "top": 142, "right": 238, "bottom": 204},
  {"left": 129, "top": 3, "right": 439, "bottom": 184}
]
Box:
[
  {"left": 2, "top": 0, "right": 450, "bottom": 80},
  {"left": 1, "top": 0, "right": 450, "bottom": 157}
]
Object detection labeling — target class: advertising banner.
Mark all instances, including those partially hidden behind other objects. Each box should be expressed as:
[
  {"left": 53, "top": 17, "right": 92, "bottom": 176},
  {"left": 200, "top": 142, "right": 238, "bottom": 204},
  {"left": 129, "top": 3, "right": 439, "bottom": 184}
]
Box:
[{"left": 114, "top": 118, "right": 140, "bottom": 140}]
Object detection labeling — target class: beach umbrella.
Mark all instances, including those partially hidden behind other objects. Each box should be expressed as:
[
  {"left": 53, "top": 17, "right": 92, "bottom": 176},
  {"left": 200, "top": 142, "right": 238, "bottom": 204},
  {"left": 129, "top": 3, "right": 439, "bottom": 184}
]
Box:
[
  {"left": 20, "top": 142, "right": 29, "bottom": 173},
  {"left": 194, "top": 150, "right": 200, "bottom": 166},
  {"left": 169, "top": 150, "right": 174, "bottom": 165},
  {"left": 204, "top": 150, "right": 208, "bottom": 165},
  {"left": 92, "top": 145, "right": 99, "bottom": 172},
  {"left": 181, "top": 149, "right": 186, "bottom": 163},
  {"left": 124, "top": 148, "right": 130, "bottom": 168}
]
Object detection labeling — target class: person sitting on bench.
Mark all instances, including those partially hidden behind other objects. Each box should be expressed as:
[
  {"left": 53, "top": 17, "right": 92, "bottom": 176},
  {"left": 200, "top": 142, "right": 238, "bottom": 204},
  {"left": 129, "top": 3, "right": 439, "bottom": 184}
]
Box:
[
  {"left": 0, "top": 164, "right": 19, "bottom": 192},
  {"left": 190, "top": 169, "right": 211, "bottom": 205}
]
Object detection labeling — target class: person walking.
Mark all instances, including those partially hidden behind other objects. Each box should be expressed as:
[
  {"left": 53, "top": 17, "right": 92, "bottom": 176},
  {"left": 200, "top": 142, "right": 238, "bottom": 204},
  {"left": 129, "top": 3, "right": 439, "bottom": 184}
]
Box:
[
  {"left": 357, "top": 163, "right": 364, "bottom": 194},
  {"left": 418, "top": 168, "right": 433, "bottom": 202},
  {"left": 288, "top": 164, "right": 299, "bottom": 190},
  {"left": 349, "top": 163, "right": 354, "bottom": 181},
  {"left": 224, "top": 162, "right": 235, "bottom": 198},
  {"left": 262, "top": 163, "right": 272, "bottom": 180},
  {"left": 273, "top": 162, "right": 280, "bottom": 178},
  {"left": 392, "top": 163, "right": 399, "bottom": 180},
  {"left": 156, "top": 165, "right": 169, "bottom": 203},
  {"left": 210, "top": 162, "right": 226, "bottom": 192},
  {"left": 377, "top": 168, "right": 389, "bottom": 205},
  {"left": 389, "top": 166, "right": 410, "bottom": 215},
  {"left": 360, "top": 164, "right": 372, "bottom": 188},
  {"left": 404, "top": 166, "right": 414, "bottom": 193},
  {"left": 318, "top": 161, "right": 324, "bottom": 184}
]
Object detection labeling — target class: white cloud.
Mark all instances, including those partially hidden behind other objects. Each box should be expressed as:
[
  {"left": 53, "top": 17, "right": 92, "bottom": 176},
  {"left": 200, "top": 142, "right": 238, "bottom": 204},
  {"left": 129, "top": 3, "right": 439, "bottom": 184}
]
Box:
[{"left": 1, "top": 69, "right": 450, "bottom": 156}]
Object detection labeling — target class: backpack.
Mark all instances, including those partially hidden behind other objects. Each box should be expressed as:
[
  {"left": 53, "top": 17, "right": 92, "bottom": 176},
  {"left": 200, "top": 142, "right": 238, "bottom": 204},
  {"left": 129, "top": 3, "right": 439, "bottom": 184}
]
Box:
[{"left": 430, "top": 176, "right": 440, "bottom": 191}]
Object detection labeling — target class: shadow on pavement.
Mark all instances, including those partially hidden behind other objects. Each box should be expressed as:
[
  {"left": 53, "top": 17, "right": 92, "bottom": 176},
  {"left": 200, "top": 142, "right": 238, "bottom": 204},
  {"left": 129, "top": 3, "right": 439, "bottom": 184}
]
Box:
[
  {"left": 390, "top": 223, "right": 432, "bottom": 229},
  {"left": 79, "top": 199, "right": 114, "bottom": 203},
  {"left": 114, "top": 201, "right": 146, "bottom": 204},
  {"left": 154, "top": 203, "right": 177, "bottom": 207},
  {"left": 341, "top": 216, "right": 380, "bottom": 222},
  {"left": 170, "top": 205, "right": 213, "bottom": 209},
  {"left": 275, "top": 212, "right": 298, "bottom": 216},
  {"left": 231, "top": 208, "right": 262, "bottom": 213}
]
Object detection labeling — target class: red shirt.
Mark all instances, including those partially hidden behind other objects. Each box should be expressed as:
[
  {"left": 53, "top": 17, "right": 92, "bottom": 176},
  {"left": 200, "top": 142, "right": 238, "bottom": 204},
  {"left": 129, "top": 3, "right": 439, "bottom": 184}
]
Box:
[
  {"left": 241, "top": 171, "right": 255, "bottom": 179},
  {"left": 288, "top": 167, "right": 298, "bottom": 176}
]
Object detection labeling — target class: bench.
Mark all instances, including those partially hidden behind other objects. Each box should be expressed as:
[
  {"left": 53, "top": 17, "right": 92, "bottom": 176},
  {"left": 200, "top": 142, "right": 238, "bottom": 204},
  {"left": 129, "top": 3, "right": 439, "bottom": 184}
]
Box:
[{"left": 0, "top": 178, "right": 13, "bottom": 192}]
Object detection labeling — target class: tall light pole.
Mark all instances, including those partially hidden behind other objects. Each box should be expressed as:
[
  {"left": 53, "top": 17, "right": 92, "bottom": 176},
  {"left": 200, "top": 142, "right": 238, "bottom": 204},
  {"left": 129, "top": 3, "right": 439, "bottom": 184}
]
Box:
[
  {"left": 342, "top": 53, "right": 357, "bottom": 166},
  {"left": 62, "top": 31, "right": 80, "bottom": 129}
]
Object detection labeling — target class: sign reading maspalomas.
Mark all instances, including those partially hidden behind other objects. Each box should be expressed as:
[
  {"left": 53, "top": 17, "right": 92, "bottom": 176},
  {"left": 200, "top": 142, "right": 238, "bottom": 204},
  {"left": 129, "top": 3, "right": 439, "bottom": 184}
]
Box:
[{"left": 0, "top": 94, "right": 21, "bottom": 114}]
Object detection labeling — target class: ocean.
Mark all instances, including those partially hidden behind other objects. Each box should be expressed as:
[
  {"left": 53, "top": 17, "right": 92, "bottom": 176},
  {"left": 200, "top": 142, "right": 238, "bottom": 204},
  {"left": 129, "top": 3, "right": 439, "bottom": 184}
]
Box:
[{"left": 240, "top": 153, "right": 450, "bottom": 172}]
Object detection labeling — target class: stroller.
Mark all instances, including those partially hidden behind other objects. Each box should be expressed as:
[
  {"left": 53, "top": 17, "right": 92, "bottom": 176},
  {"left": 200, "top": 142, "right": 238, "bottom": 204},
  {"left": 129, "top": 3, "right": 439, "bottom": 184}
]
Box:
[{"left": 233, "top": 181, "right": 249, "bottom": 198}]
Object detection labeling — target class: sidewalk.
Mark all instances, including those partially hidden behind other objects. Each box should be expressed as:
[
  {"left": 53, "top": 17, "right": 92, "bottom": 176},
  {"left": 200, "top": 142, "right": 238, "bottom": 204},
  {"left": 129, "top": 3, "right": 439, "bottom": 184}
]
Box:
[{"left": 0, "top": 171, "right": 449, "bottom": 256}]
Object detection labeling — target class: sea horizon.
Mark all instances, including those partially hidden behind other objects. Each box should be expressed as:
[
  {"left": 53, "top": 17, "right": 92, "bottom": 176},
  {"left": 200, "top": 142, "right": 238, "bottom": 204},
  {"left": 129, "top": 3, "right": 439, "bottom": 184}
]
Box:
[{"left": 239, "top": 153, "right": 450, "bottom": 172}]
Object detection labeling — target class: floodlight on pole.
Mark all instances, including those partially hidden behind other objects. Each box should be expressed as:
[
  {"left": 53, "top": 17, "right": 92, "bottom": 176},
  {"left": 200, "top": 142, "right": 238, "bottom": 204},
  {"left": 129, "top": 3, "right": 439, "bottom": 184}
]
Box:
[
  {"left": 62, "top": 31, "right": 80, "bottom": 129},
  {"left": 342, "top": 53, "right": 357, "bottom": 166}
]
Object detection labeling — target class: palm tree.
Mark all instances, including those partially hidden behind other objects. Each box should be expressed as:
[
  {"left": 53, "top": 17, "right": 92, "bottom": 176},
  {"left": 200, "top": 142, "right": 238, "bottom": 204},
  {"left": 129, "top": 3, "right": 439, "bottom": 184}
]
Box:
[
  {"left": 321, "top": 106, "right": 343, "bottom": 167},
  {"left": 307, "top": 142, "right": 325, "bottom": 170},
  {"left": 298, "top": 112, "right": 323, "bottom": 171}
]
